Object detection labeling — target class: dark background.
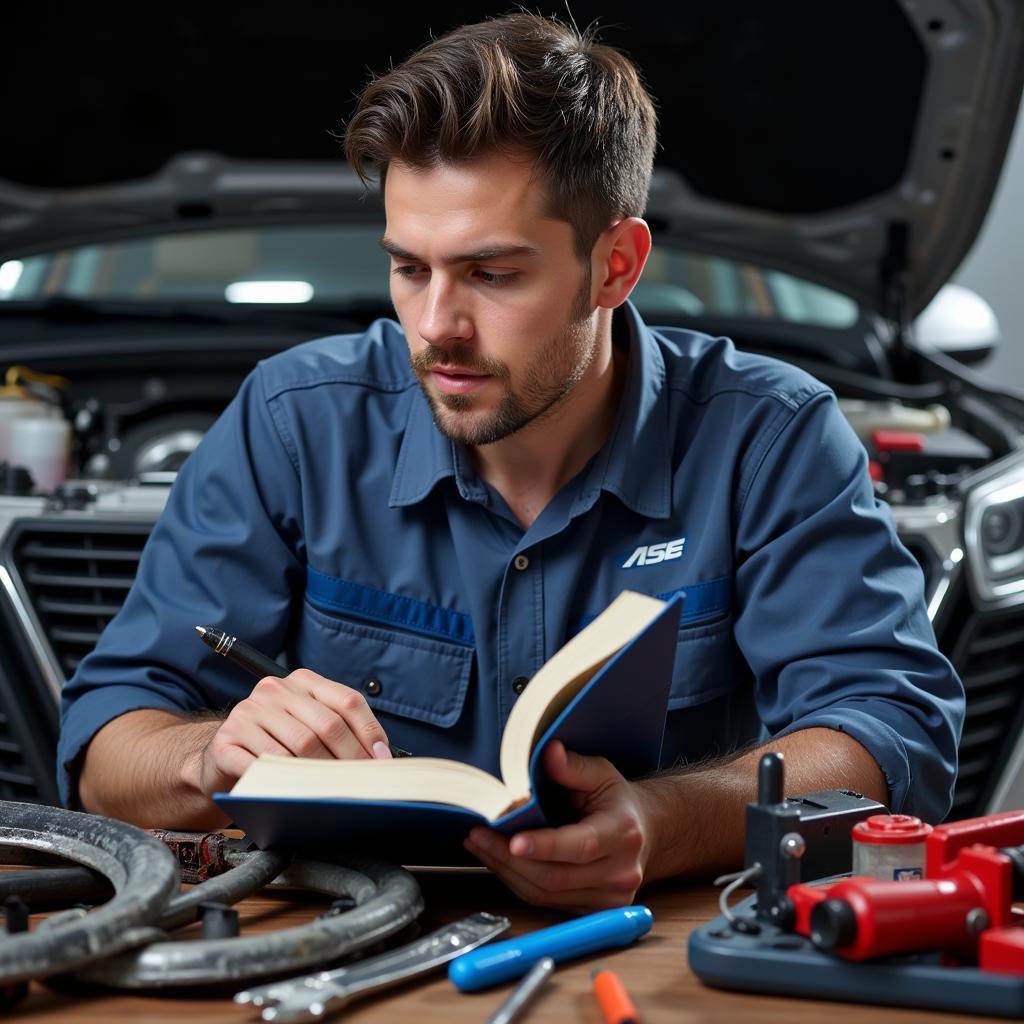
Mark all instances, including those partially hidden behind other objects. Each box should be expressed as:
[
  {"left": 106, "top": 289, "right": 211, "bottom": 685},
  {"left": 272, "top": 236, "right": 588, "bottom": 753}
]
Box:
[
  {"left": 7, "top": 4, "right": 1021, "bottom": 388},
  {"left": 2, "top": 2, "right": 922, "bottom": 215}
]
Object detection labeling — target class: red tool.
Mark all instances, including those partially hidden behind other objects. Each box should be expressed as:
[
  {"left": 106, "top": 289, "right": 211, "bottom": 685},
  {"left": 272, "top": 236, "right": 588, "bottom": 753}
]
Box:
[
  {"left": 149, "top": 828, "right": 238, "bottom": 884},
  {"left": 786, "top": 810, "right": 1024, "bottom": 973}
]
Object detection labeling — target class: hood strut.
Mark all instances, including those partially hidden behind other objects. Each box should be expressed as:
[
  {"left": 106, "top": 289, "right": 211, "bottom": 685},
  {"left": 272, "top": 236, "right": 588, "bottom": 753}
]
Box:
[{"left": 881, "top": 221, "right": 912, "bottom": 370}]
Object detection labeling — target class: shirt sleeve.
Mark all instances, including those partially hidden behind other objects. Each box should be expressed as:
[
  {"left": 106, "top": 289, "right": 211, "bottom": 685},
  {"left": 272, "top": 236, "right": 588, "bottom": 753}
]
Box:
[
  {"left": 732, "top": 389, "right": 964, "bottom": 822},
  {"left": 57, "top": 364, "right": 306, "bottom": 807}
]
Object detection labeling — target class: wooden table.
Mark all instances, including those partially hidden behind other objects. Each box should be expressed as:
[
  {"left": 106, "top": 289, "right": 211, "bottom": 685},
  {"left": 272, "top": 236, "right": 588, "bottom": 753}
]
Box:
[{"left": 11, "top": 869, "right": 1013, "bottom": 1023}]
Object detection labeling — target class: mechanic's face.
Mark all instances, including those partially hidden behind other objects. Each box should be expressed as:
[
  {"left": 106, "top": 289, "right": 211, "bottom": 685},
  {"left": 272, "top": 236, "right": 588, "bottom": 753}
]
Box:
[{"left": 382, "top": 153, "right": 597, "bottom": 447}]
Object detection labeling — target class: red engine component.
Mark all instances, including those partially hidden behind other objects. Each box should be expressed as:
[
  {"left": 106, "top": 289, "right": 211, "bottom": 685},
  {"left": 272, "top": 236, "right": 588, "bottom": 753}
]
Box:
[{"left": 787, "top": 809, "right": 1024, "bottom": 973}]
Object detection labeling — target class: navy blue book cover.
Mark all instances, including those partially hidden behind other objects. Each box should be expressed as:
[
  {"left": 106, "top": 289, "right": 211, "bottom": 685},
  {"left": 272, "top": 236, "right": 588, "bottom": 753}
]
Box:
[{"left": 215, "top": 594, "right": 682, "bottom": 862}]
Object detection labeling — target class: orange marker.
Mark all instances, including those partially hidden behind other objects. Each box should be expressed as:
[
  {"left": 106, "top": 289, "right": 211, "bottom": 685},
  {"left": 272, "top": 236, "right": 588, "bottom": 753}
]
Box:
[{"left": 591, "top": 966, "right": 639, "bottom": 1024}]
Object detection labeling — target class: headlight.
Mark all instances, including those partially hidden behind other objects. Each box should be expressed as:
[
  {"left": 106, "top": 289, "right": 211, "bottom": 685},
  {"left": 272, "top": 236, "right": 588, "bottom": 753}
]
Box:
[
  {"left": 980, "top": 504, "right": 1024, "bottom": 558},
  {"left": 964, "top": 453, "right": 1024, "bottom": 605}
]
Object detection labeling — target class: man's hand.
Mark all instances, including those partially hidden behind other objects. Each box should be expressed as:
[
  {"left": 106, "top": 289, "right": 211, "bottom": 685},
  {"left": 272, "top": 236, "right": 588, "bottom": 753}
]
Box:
[
  {"left": 197, "top": 669, "right": 393, "bottom": 796},
  {"left": 459, "top": 728, "right": 889, "bottom": 912},
  {"left": 462, "top": 741, "right": 650, "bottom": 913}
]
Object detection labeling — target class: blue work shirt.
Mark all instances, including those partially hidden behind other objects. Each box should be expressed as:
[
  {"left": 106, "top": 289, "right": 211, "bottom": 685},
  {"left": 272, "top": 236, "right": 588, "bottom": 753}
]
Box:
[{"left": 58, "top": 302, "right": 964, "bottom": 820}]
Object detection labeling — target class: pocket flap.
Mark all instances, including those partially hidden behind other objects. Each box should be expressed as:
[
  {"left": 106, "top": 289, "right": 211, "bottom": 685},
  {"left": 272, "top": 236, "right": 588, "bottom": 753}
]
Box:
[{"left": 294, "top": 601, "right": 474, "bottom": 728}]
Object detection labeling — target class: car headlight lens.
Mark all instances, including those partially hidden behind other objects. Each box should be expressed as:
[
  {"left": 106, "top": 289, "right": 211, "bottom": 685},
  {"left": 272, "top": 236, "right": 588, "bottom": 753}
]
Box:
[
  {"left": 965, "top": 453, "right": 1024, "bottom": 604},
  {"left": 981, "top": 504, "right": 1024, "bottom": 557}
]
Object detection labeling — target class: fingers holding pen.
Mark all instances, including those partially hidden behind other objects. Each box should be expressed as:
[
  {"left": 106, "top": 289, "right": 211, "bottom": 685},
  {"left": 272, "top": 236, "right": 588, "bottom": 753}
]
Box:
[
  {"left": 200, "top": 713, "right": 293, "bottom": 795},
  {"left": 196, "top": 626, "right": 394, "bottom": 761},
  {"left": 198, "top": 668, "right": 395, "bottom": 797},
  {"left": 285, "top": 669, "right": 393, "bottom": 758},
  {"left": 239, "top": 670, "right": 391, "bottom": 759}
]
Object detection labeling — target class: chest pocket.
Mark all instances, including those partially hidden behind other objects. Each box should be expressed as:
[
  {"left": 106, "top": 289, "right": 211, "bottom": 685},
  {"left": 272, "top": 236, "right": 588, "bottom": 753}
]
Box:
[
  {"left": 669, "top": 614, "right": 741, "bottom": 709},
  {"left": 664, "top": 577, "right": 740, "bottom": 710},
  {"left": 294, "top": 600, "right": 474, "bottom": 728}
]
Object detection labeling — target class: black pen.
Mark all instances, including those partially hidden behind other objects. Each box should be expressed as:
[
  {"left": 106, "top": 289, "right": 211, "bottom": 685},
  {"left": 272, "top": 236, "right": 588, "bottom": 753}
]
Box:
[{"left": 194, "top": 625, "right": 412, "bottom": 757}]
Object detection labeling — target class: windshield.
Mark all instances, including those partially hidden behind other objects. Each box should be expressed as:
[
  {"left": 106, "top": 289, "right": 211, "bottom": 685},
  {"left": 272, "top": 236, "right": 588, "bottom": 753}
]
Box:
[{"left": 0, "top": 224, "right": 859, "bottom": 330}]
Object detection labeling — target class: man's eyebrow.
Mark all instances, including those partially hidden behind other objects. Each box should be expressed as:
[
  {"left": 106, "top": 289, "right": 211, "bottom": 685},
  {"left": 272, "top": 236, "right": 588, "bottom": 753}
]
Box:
[{"left": 379, "top": 237, "right": 541, "bottom": 264}]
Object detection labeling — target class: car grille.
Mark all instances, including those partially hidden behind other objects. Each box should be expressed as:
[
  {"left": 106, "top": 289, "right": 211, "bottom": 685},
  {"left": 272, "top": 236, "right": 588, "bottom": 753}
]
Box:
[
  {"left": 948, "top": 605, "right": 1024, "bottom": 818},
  {"left": 9, "top": 522, "right": 150, "bottom": 680},
  {"left": 0, "top": 712, "right": 41, "bottom": 802},
  {"left": 0, "top": 586, "right": 61, "bottom": 804}
]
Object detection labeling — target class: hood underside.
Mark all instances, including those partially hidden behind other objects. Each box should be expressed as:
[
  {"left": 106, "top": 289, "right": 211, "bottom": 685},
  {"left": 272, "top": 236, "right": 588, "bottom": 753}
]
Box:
[{"left": 1, "top": 0, "right": 1022, "bottom": 318}]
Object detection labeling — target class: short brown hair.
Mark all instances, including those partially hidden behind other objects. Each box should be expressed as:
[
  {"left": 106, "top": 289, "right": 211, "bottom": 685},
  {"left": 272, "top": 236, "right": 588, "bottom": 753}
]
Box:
[{"left": 344, "top": 13, "right": 658, "bottom": 259}]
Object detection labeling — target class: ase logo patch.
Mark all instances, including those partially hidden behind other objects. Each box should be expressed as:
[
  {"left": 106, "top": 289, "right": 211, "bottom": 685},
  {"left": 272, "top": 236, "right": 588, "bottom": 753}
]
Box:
[{"left": 621, "top": 536, "right": 686, "bottom": 568}]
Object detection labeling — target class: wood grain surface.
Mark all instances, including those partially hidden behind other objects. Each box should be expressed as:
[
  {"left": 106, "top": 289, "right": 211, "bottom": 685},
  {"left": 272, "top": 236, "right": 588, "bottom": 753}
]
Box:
[{"left": 5, "top": 867, "right": 1013, "bottom": 1023}]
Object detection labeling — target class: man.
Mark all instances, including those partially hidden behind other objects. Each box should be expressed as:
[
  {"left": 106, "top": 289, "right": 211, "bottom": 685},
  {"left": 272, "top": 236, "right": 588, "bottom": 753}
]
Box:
[{"left": 61, "top": 13, "right": 963, "bottom": 912}]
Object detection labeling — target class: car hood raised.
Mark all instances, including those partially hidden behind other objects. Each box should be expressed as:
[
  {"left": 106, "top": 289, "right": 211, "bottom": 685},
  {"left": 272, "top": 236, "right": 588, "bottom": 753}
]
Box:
[{"left": 0, "top": 1, "right": 1022, "bottom": 318}]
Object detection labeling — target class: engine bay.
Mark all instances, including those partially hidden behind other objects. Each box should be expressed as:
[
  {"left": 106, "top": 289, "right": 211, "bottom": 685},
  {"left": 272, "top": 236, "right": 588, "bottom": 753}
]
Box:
[{"left": 0, "top": 319, "right": 1016, "bottom": 501}]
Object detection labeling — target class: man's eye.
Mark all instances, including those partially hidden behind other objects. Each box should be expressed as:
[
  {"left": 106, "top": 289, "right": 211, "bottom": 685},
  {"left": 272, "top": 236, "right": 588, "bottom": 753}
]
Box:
[
  {"left": 391, "top": 265, "right": 422, "bottom": 279},
  {"left": 477, "top": 270, "right": 516, "bottom": 286}
]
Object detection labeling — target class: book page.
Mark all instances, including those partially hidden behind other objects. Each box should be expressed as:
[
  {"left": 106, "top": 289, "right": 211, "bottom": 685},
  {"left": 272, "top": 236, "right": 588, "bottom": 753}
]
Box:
[
  {"left": 498, "top": 590, "right": 668, "bottom": 798},
  {"left": 230, "top": 754, "right": 517, "bottom": 821}
]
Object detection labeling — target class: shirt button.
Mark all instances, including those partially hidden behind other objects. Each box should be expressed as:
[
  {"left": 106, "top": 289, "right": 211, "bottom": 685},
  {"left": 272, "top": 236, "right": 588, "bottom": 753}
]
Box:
[
  {"left": 512, "top": 675, "right": 529, "bottom": 694},
  {"left": 363, "top": 677, "right": 382, "bottom": 697},
  {"left": 513, "top": 554, "right": 530, "bottom": 571}
]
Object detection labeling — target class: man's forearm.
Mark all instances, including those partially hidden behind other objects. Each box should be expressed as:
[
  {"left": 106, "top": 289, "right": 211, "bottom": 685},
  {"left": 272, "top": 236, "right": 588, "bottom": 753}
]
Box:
[
  {"left": 636, "top": 727, "right": 889, "bottom": 883},
  {"left": 78, "top": 708, "right": 229, "bottom": 830}
]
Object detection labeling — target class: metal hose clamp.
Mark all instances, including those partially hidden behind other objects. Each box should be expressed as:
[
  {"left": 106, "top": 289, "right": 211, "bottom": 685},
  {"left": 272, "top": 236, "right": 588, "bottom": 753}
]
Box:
[
  {"left": 64, "top": 854, "right": 424, "bottom": 989},
  {"left": 0, "top": 801, "right": 180, "bottom": 986}
]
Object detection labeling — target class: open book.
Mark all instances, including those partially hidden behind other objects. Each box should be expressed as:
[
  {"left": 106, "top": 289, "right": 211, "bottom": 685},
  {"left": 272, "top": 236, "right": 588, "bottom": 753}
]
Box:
[{"left": 215, "top": 590, "right": 683, "bottom": 856}]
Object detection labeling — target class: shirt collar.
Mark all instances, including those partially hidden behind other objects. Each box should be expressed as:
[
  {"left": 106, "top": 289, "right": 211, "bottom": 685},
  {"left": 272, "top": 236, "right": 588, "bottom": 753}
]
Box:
[
  {"left": 574, "top": 301, "right": 671, "bottom": 520},
  {"left": 390, "top": 385, "right": 493, "bottom": 507},
  {"left": 390, "top": 300, "right": 671, "bottom": 518}
]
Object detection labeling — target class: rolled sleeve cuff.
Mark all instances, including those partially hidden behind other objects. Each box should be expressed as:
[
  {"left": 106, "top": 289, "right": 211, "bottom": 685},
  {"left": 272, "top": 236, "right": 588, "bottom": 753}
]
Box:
[
  {"left": 57, "top": 686, "right": 185, "bottom": 810},
  {"left": 775, "top": 707, "right": 912, "bottom": 816}
]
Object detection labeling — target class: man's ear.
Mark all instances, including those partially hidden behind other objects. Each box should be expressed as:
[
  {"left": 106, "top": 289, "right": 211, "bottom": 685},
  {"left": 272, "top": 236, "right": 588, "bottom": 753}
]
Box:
[{"left": 593, "top": 218, "right": 652, "bottom": 309}]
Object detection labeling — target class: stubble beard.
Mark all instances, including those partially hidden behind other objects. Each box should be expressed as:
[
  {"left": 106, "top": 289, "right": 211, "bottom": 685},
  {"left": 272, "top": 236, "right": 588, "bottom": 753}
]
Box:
[{"left": 411, "top": 275, "right": 595, "bottom": 447}]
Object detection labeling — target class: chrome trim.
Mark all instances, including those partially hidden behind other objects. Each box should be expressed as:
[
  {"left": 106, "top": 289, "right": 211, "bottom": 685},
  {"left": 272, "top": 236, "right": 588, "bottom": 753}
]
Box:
[
  {"left": 987, "top": 732, "right": 1024, "bottom": 814},
  {"left": 890, "top": 501, "right": 963, "bottom": 625},
  {"left": 963, "top": 452, "right": 1024, "bottom": 609},
  {"left": 926, "top": 571, "right": 954, "bottom": 623},
  {"left": 0, "top": 562, "right": 63, "bottom": 702},
  {"left": 134, "top": 430, "right": 206, "bottom": 475}
]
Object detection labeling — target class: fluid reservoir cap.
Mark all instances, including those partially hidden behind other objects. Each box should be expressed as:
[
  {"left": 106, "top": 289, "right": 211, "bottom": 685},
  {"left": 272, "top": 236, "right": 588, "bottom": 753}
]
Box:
[
  {"left": 852, "top": 814, "right": 933, "bottom": 845},
  {"left": 0, "top": 462, "right": 34, "bottom": 496}
]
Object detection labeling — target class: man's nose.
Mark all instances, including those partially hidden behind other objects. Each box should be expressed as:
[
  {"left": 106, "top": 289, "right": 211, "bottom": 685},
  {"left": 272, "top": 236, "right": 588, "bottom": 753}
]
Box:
[{"left": 417, "top": 275, "right": 473, "bottom": 348}]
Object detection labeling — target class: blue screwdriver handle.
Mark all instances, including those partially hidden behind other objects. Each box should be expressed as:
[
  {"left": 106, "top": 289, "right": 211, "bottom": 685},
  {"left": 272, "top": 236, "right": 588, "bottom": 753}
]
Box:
[{"left": 448, "top": 905, "right": 653, "bottom": 992}]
